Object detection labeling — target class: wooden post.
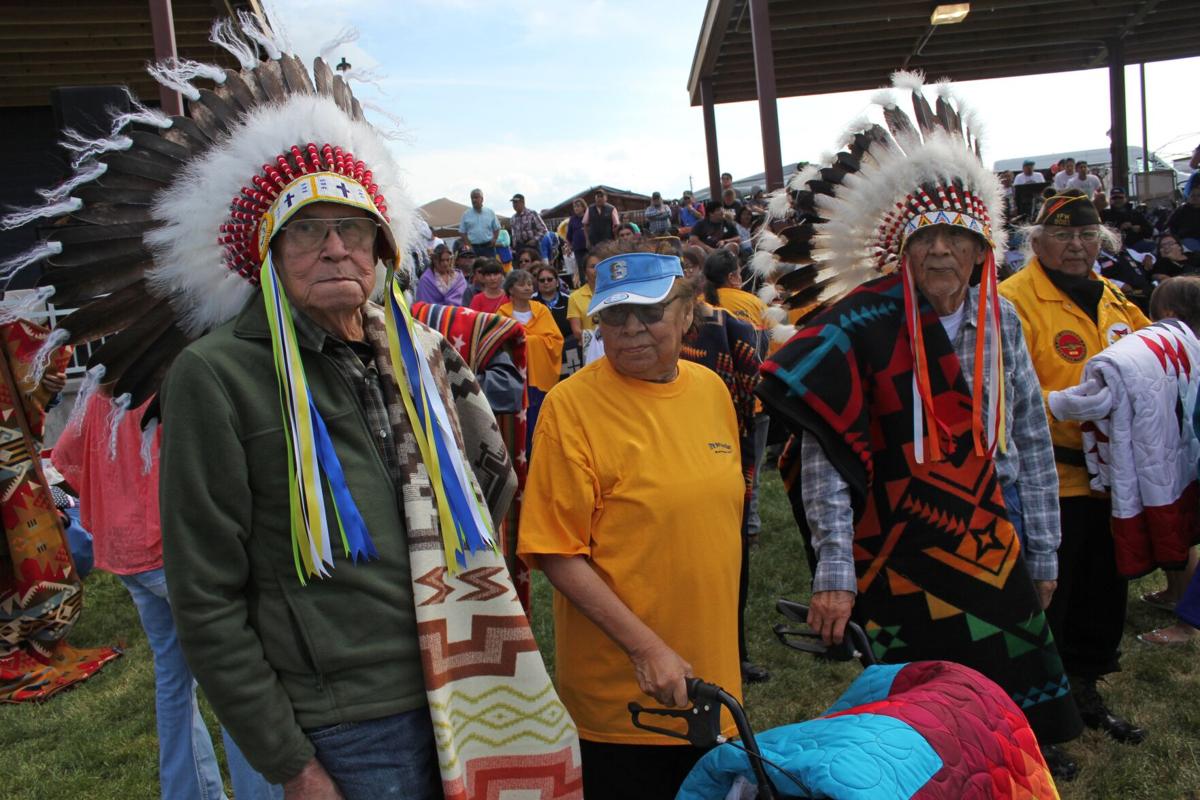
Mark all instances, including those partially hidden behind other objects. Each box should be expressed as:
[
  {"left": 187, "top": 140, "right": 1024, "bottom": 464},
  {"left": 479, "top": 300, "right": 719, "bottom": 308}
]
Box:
[
  {"left": 1139, "top": 62, "right": 1149, "bottom": 178},
  {"left": 148, "top": 0, "right": 183, "bottom": 116},
  {"left": 749, "top": 0, "right": 784, "bottom": 191},
  {"left": 1108, "top": 38, "right": 1128, "bottom": 193},
  {"left": 700, "top": 76, "right": 721, "bottom": 206}
]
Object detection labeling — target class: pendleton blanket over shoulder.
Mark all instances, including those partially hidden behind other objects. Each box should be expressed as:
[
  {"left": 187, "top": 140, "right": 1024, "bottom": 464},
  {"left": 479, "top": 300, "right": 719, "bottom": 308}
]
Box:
[{"left": 758, "top": 274, "right": 1081, "bottom": 745}]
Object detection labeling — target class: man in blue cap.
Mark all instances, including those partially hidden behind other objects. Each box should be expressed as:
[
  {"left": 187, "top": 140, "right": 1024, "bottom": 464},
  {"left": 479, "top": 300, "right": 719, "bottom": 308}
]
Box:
[{"left": 520, "top": 248, "right": 745, "bottom": 800}]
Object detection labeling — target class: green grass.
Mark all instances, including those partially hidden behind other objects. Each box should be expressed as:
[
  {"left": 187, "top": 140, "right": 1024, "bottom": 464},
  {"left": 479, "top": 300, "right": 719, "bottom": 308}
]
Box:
[{"left": 2, "top": 472, "right": 1198, "bottom": 798}]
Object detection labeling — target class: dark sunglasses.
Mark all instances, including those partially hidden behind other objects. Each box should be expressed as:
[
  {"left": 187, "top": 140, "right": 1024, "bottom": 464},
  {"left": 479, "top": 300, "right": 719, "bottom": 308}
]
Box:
[
  {"left": 537, "top": 276, "right": 558, "bottom": 282},
  {"left": 596, "top": 296, "right": 681, "bottom": 326}
]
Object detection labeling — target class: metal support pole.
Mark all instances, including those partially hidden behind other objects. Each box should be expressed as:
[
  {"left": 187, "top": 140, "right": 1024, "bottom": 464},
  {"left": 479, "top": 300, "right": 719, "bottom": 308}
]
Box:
[
  {"left": 700, "top": 77, "right": 721, "bottom": 205},
  {"left": 148, "top": 0, "right": 183, "bottom": 116},
  {"left": 1108, "top": 38, "right": 1128, "bottom": 194},
  {"left": 748, "top": 0, "right": 784, "bottom": 191},
  {"left": 1139, "top": 62, "right": 1149, "bottom": 176}
]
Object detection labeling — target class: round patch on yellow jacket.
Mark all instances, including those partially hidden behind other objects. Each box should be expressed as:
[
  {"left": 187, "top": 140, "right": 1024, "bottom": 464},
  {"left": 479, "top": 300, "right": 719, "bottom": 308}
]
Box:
[{"left": 1054, "top": 330, "right": 1087, "bottom": 363}]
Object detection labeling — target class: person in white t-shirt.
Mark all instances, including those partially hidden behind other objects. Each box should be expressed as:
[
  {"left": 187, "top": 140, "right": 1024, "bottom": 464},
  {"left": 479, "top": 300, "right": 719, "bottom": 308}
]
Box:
[
  {"left": 1053, "top": 158, "right": 1077, "bottom": 190},
  {"left": 1066, "top": 161, "right": 1103, "bottom": 196},
  {"left": 1013, "top": 160, "right": 1046, "bottom": 186}
]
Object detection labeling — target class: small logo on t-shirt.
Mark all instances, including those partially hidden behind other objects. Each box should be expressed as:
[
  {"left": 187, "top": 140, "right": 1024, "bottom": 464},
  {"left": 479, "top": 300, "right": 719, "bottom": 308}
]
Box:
[{"left": 708, "top": 442, "right": 733, "bottom": 455}]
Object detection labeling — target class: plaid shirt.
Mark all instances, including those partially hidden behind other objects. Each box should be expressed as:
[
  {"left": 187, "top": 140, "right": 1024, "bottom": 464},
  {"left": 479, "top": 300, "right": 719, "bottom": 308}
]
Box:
[
  {"left": 643, "top": 203, "right": 672, "bottom": 235},
  {"left": 292, "top": 309, "right": 403, "bottom": 491},
  {"left": 801, "top": 286, "right": 1061, "bottom": 593},
  {"left": 509, "top": 209, "right": 548, "bottom": 250}
]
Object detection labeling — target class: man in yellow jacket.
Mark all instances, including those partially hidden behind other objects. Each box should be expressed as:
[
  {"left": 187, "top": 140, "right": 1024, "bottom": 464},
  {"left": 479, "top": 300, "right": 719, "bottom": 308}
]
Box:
[{"left": 1000, "top": 190, "right": 1150, "bottom": 746}]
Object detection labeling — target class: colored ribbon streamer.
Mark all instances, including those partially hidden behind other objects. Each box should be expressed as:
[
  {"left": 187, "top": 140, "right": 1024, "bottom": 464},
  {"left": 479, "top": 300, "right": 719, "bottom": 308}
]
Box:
[
  {"left": 970, "top": 251, "right": 1006, "bottom": 457},
  {"left": 261, "top": 255, "right": 377, "bottom": 583},
  {"left": 902, "top": 258, "right": 947, "bottom": 464},
  {"left": 382, "top": 270, "right": 495, "bottom": 573}
]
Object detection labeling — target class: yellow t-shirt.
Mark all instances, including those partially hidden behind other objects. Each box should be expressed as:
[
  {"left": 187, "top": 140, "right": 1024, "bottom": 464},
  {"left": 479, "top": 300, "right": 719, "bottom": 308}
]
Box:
[
  {"left": 716, "top": 287, "right": 768, "bottom": 330},
  {"left": 519, "top": 358, "right": 743, "bottom": 744},
  {"left": 566, "top": 285, "right": 596, "bottom": 332}
]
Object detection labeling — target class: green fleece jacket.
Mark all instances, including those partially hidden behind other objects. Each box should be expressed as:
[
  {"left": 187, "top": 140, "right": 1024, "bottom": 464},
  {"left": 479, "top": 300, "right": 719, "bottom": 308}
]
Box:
[{"left": 159, "top": 299, "right": 425, "bottom": 784}]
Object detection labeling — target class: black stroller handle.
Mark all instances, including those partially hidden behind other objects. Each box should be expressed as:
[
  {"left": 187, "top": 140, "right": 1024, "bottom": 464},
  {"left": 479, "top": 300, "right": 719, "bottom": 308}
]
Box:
[
  {"left": 628, "top": 678, "right": 778, "bottom": 799},
  {"left": 773, "top": 598, "right": 876, "bottom": 667}
]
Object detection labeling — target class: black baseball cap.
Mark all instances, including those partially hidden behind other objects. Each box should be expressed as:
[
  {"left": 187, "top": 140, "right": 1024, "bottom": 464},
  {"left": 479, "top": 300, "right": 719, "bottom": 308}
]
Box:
[{"left": 510, "top": 193, "right": 525, "bottom": 202}]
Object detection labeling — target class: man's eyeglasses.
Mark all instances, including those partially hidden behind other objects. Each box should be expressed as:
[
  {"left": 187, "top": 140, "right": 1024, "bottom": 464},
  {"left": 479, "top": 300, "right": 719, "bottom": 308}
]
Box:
[
  {"left": 596, "top": 296, "right": 681, "bottom": 326},
  {"left": 537, "top": 276, "right": 558, "bottom": 283},
  {"left": 1046, "top": 229, "right": 1102, "bottom": 244},
  {"left": 283, "top": 217, "right": 380, "bottom": 251}
]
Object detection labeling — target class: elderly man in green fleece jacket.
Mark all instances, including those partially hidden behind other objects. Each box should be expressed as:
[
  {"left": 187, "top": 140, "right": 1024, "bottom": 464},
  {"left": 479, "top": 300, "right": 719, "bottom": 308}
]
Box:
[{"left": 158, "top": 199, "right": 525, "bottom": 800}]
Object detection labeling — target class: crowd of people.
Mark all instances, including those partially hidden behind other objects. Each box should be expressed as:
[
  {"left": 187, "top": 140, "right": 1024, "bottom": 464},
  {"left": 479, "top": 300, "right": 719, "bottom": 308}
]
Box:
[{"left": 11, "top": 34, "right": 1200, "bottom": 800}]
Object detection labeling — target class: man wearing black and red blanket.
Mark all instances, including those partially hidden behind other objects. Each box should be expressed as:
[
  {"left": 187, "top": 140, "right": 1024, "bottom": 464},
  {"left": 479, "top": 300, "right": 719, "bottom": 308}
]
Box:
[{"left": 754, "top": 73, "right": 1084, "bottom": 779}]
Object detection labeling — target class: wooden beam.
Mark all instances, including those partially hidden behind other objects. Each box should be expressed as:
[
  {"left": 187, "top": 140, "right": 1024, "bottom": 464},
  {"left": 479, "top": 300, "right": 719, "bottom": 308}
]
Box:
[
  {"left": 701, "top": 76, "right": 722, "bottom": 203},
  {"left": 0, "top": 73, "right": 167, "bottom": 89},
  {"left": 719, "top": 7, "right": 1137, "bottom": 56},
  {"left": 0, "top": 22, "right": 154, "bottom": 39},
  {"left": 0, "top": 34, "right": 217, "bottom": 53},
  {"left": 149, "top": 0, "right": 183, "bottom": 116},
  {"left": 687, "top": 0, "right": 737, "bottom": 106},
  {"left": 749, "top": 0, "right": 784, "bottom": 191},
  {"left": 1109, "top": 37, "right": 1130, "bottom": 188},
  {"left": 4, "top": 9, "right": 218, "bottom": 24}
]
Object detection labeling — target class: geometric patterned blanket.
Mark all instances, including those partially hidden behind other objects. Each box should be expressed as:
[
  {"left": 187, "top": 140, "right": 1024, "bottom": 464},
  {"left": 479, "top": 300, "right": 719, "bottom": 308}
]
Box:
[
  {"left": 759, "top": 274, "right": 1082, "bottom": 745},
  {"left": 412, "top": 301, "right": 532, "bottom": 613},
  {"left": 364, "top": 308, "right": 580, "bottom": 799},
  {"left": 679, "top": 661, "right": 1061, "bottom": 799},
  {"left": 0, "top": 320, "right": 119, "bottom": 703}
]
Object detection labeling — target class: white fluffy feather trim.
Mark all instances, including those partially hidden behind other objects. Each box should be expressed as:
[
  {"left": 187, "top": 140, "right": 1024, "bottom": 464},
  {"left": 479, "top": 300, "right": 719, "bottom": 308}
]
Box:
[{"left": 891, "top": 69, "right": 926, "bottom": 91}]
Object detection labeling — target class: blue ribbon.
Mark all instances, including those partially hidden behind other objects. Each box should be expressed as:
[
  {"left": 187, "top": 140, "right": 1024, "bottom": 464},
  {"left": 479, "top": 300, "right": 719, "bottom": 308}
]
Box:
[
  {"left": 389, "top": 290, "right": 491, "bottom": 568},
  {"left": 308, "top": 390, "right": 378, "bottom": 563}
]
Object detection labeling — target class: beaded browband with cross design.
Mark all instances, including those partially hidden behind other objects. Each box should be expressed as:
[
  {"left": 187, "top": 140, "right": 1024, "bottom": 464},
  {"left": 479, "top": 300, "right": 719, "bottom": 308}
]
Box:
[{"left": 221, "top": 144, "right": 392, "bottom": 285}]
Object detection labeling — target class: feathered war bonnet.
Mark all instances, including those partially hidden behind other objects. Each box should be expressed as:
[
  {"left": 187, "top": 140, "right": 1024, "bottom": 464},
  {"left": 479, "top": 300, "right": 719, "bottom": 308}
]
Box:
[
  {"left": 0, "top": 15, "right": 494, "bottom": 582},
  {"left": 752, "top": 70, "right": 1007, "bottom": 463}
]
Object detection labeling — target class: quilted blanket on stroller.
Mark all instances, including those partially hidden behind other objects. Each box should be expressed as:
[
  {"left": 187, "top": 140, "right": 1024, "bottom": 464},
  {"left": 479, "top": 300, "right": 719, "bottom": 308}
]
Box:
[{"left": 677, "top": 661, "right": 1058, "bottom": 799}]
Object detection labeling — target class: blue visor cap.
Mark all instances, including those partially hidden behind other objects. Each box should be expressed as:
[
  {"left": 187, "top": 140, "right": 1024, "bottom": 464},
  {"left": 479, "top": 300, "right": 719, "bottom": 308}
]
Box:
[{"left": 587, "top": 253, "right": 685, "bottom": 315}]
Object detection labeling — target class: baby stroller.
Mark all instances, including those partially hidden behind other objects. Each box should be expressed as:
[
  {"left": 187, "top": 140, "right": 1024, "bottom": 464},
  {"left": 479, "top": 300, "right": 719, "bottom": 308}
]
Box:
[{"left": 629, "top": 600, "right": 1061, "bottom": 800}]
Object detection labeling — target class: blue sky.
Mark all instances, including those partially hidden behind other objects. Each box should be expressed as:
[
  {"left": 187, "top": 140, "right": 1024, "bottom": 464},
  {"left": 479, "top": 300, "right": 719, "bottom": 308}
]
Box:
[{"left": 268, "top": 0, "right": 1200, "bottom": 211}]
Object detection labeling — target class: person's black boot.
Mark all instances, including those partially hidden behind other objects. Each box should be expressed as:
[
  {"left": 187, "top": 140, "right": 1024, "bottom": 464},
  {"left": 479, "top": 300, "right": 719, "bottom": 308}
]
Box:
[
  {"left": 1073, "top": 678, "right": 1147, "bottom": 744},
  {"left": 1039, "top": 744, "right": 1079, "bottom": 782},
  {"left": 741, "top": 661, "right": 771, "bottom": 684}
]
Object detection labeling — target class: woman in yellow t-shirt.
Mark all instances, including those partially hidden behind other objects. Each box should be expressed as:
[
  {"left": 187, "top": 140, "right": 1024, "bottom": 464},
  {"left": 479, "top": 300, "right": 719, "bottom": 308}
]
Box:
[
  {"left": 520, "top": 248, "right": 743, "bottom": 800},
  {"left": 498, "top": 269, "right": 564, "bottom": 454}
]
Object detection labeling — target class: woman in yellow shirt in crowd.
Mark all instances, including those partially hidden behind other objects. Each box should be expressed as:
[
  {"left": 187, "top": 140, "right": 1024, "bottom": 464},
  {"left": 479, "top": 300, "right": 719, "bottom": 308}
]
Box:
[
  {"left": 520, "top": 247, "right": 743, "bottom": 800},
  {"left": 498, "top": 269, "right": 564, "bottom": 453}
]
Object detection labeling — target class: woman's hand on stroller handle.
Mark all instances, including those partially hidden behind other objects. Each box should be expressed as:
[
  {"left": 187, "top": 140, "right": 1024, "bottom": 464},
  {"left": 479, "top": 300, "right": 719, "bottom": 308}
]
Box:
[{"left": 630, "top": 638, "right": 693, "bottom": 707}]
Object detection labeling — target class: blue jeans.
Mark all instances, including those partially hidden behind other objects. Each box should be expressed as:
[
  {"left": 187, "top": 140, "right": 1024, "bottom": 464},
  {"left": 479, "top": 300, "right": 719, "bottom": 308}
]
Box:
[
  {"left": 119, "top": 569, "right": 282, "bottom": 800},
  {"left": 745, "top": 413, "right": 771, "bottom": 536},
  {"left": 306, "top": 708, "right": 442, "bottom": 800}
]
